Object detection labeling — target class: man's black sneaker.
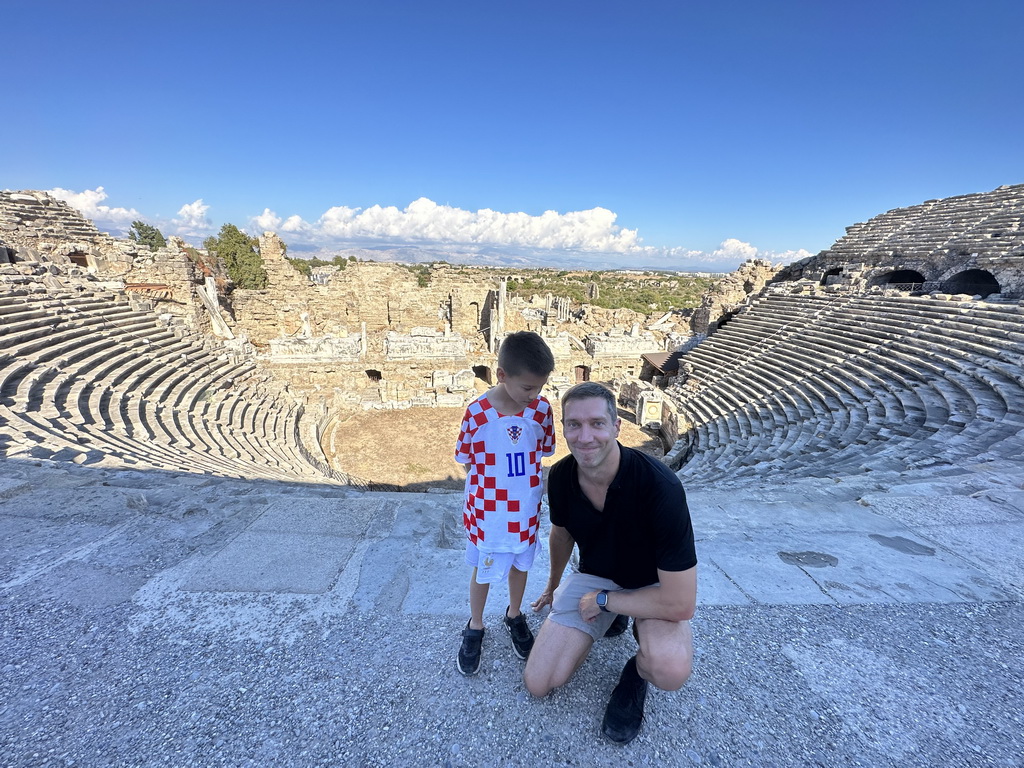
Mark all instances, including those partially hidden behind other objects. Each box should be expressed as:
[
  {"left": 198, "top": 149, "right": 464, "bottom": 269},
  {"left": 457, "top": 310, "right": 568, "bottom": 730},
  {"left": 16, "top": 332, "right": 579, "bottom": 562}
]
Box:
[
  {"left": 457, "top": 622, "right": 485, "bottom": 676},
  {"left": 603, "top": 613, "right": 630, "bottom": 638},
  {"left": 503, "top": 607, "right": 535, "bottom": 660},
  {"left": 601, "top": 655, "right": 648, "bottom": 745}
]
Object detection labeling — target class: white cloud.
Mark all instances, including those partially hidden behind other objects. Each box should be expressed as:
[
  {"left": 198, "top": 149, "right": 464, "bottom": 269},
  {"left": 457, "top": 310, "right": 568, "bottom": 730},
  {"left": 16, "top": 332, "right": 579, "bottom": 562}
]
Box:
[
  {"left": 45, "top": 188, "right": 812, "bottom": 271},
  {"left": 171, "top": 199, "right": 212, "bottom": 237},
  {"left": 250, "top": 207, "right": 282, "bottom": 232},
  {"left": 48, "top": 186, "right": 140, "bottom": 234},
  {"left": 711, "top": 238, "right": 758, "bottom": 262},
  {"left": 264, "top": 197, "right": 642, "bottom": 253}
]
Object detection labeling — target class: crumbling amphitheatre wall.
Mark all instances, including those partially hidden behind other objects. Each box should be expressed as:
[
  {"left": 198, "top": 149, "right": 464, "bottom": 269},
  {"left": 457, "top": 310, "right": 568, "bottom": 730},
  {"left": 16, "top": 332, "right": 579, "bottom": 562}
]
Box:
[
  {"left": 223, "top": 232, "right": 668, "bottom": 409},
  {"left": 778, "top": 183, "right": 1024, "bottom": 297},
  {"left": 0, "top": 190, "right": 214, "bottom": 335},
  {"left": 1, "top": 191, "right": 667, "bottom": 413}
]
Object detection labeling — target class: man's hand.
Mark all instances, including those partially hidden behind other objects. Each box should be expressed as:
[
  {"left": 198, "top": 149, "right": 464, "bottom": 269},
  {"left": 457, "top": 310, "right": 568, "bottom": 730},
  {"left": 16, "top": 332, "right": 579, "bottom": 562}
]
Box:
[
  {"left": 578, "top": 590, "right": 602, "bottom": 623},
  {"left": 531, "top": 586, "right": 555, "bottom": 612}
]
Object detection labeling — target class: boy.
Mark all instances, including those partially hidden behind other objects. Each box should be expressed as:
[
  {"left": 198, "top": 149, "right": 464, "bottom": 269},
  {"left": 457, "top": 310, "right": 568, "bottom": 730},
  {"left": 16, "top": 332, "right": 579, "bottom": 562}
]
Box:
[{"left": 454, "top": 331, "right": 556, "bottom": 675}]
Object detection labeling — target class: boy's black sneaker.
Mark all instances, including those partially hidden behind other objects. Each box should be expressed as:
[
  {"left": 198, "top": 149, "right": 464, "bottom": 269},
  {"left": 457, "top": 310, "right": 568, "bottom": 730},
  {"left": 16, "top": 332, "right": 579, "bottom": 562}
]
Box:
[
  {"left": 601, "top": 655, "right": 648, "bottom": 745},
  {"left": 457, "top": 622, "right": 485, "bottom": 676},
  {"left": 603, "top": 613, "right": 630, "bottom": 638},
  {"left": 503, "top": 607, "right": 535, "bottom": 660}
]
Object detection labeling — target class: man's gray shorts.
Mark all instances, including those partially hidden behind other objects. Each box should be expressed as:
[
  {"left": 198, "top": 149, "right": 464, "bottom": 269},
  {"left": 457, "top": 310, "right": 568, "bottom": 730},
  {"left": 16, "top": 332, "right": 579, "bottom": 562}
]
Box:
[{"left": 549, "top": 571, "right": 635, "bottom": 641}]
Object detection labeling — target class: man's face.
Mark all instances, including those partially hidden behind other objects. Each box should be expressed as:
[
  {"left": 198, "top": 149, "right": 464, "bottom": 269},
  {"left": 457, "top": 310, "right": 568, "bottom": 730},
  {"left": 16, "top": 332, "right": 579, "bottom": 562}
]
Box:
[{"left": 562, "top": 397, "right": 620, "bottom": 470}]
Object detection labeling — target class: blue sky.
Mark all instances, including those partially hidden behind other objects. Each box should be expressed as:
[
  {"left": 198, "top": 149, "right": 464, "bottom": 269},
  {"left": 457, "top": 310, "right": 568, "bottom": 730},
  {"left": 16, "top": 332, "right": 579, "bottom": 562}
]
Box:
[{"left": 4, "top": 0, "right": 1022, "bottom": 271}]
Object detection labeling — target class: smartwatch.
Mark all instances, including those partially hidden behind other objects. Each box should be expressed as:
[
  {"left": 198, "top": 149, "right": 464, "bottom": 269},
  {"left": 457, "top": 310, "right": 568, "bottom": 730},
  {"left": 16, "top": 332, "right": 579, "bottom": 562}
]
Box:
[{"left": 596, "top": 589, "right": 610, "bottom": 612}]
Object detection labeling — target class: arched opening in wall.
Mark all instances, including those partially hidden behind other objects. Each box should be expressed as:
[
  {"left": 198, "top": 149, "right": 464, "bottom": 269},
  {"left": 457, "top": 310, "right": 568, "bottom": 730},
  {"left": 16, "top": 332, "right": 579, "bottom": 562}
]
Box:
[
  {"left": 472, "top": 365, "right": 491, "bottom": 385},
  {"left": 716, "top": 310, "right": 738, "bottom": 331},
  {"left": 365, "top": 369, "right": 382, "bottom": 383},
  {"left": 469, "top": 302, "right": 480, "bottom": 328},
  {"left": 820, "top": 267, "right": 842, "bottom": 286},
  {"left": 867, "top": 269, "right": 926, "bottom": 291},
  {"left": 574, "top": 365, "right": 591, "bottom": 383},
  {"left": 67, "top": 251, "right": 90, "bottom": 268},
  {"left": 941, "top": 269, "right": 1000, "bottom": 298}
]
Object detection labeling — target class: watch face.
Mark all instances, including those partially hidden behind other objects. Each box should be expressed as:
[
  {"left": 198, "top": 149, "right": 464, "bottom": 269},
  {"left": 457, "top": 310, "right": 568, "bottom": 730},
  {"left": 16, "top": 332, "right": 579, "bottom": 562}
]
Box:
[{"left": 597, "top": 591, "right": 607, "bottom": 607}]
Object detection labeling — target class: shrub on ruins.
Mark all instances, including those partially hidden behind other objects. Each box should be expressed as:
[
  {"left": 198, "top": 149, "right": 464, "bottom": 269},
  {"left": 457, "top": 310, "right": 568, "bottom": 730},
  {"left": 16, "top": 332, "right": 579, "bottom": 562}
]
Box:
[
  {"left": 204, "top": 224, "right": 268, "bottom": 290},
  {"left": 127, "top": 220, "right": 167, "bottom": 251},
  {"left": 285, "top": 255, "right": 349, "bottom": 277}
]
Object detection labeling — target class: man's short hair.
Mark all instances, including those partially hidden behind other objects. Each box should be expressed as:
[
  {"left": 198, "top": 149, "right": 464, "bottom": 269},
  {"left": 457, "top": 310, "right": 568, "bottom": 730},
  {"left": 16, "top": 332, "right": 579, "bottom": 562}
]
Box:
[
  {"left": 497, "top": 331, "right": 556, "bottom": 377},
  {"left": 560, "top": 382, "right": 618, "bottom": 423}
]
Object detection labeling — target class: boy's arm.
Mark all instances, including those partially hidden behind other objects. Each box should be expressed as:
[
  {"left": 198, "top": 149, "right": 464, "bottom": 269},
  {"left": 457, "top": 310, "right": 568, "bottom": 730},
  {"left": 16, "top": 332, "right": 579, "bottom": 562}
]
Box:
[
  {"left": 531, "top": 524, "right": 575, "bottom": 612},
  {"left": 541, "top": 403, "right": 556, "bottom": 456}
]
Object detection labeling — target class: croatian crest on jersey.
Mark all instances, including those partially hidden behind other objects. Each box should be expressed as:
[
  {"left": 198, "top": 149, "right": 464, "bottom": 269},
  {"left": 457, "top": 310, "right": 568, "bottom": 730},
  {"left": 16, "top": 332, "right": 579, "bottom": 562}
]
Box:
[{"left": 506, "top": 424, "right": 523, "bottom": 444}]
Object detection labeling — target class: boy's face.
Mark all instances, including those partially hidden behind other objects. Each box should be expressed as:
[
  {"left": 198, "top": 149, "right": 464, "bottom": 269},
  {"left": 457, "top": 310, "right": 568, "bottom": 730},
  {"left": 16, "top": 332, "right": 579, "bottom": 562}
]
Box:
[{"left": 496, "top": 368, "right": 549, "bottom": 409}]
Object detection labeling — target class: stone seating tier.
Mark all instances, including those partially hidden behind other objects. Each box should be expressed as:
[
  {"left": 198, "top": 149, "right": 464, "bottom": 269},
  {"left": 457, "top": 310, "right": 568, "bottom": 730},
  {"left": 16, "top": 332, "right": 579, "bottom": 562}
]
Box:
[
  {"left": 672, "top": 293, "right": 1024, "bottom": 486},
  {"left": 0, "top": 286, "right": 332, "bottom": 482}
]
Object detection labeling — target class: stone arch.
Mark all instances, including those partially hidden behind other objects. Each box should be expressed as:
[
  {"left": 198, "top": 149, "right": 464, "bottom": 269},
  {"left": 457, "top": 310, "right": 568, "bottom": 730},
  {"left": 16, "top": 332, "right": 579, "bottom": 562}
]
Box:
[
  {"left": 472, "top": 365, "right": 491, "bottom": 385},
  {"left": 867, "top": 269, "right": 926, "bottom": 290},
  {"left": 820, "top": 267, "right": 842, "bottom": 286},
  {"left": 67, "top": 251, "right": 91, "bottom": 268},
  {"left": 940, "top": 268, "right": 1000, "bottom": 298}
]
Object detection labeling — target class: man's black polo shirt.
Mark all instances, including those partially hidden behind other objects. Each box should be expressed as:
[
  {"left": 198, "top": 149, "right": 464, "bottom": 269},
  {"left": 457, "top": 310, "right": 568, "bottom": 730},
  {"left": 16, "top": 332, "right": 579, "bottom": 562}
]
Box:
[{"left": 548, "top": 443, "right": 697, "bottom": 589}]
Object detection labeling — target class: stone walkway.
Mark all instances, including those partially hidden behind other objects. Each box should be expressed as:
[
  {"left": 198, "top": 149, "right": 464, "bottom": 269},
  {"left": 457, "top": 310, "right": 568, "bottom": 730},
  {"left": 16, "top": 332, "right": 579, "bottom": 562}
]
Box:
[{"left": 1, "top": 457, "right": 1022, "bottom": 767}]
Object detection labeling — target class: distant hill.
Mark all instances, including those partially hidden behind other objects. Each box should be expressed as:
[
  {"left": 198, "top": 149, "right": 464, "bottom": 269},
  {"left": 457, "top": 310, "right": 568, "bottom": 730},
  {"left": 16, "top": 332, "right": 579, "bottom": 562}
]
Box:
[{"left": 286, "top": 242, "right": 731, "bottom": 275}]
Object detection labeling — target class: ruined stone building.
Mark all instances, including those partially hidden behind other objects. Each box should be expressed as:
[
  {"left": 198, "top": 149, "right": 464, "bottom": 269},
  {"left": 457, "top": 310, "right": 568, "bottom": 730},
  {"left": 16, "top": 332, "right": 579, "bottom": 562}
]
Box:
[
  {"left": 3, "top": 183, "right": 1023, "bottom": 493},
  {"left": 0, "top": 189, "right": 682, "bottom": 483}
]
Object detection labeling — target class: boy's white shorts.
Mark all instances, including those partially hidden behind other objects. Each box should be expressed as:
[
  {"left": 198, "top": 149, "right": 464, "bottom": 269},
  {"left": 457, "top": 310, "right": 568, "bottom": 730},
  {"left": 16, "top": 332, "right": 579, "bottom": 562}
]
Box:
[{"left": 465, "top": 540, "right": 538, "bottom": 584}]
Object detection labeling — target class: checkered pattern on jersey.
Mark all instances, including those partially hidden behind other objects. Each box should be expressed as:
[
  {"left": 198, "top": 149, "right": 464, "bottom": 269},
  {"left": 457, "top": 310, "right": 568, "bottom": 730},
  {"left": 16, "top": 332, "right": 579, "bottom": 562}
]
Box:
[{"left": 455, "top": 395, "right": 554, "bottom": 551}]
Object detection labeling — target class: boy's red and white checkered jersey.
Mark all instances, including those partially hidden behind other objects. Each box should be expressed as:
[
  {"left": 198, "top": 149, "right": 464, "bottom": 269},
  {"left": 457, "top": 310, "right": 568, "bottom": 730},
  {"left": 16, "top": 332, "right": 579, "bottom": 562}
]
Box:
[{"left": 454, "top": 394, "right": 555, "bottom": 554}]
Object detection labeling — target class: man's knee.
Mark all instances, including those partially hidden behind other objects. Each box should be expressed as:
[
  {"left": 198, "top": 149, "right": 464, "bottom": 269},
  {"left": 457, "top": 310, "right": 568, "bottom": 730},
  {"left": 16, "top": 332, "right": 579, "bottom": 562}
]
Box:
[
  {"left": 641, "top": 648, "right": 692, "bottom": 691},
  {"left": 523, "top": 660, "right": 556, "bottom": 698},
  {"left": 636, "top": 621, "right": 694, "bottom": 691},
  {"left": 523, "top": 619, "right": 592, "bottom": 697}
]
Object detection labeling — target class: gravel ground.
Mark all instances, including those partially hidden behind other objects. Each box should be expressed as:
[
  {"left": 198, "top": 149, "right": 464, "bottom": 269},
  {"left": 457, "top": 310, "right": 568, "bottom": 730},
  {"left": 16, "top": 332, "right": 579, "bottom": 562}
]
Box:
[
  {"left": 3, "top": 597, "right": 1022, "bottom": 767},
  {"left": 1, "top": 460, "right": 1022, "bottom": 767}
]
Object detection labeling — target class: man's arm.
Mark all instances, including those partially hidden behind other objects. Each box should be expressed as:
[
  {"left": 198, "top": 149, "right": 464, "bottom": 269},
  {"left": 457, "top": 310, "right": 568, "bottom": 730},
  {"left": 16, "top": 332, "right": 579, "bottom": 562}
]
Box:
[
  {"left": 530, "top": 524, "right": 575, "bottom": 612},
  {"left": 579, "top": 566, "right": 696, "bottom": 623}
]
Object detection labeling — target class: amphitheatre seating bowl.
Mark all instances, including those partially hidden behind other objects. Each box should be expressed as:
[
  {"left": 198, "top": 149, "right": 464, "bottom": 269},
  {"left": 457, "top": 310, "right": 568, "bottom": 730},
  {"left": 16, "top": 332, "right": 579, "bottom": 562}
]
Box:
[
  {"left": 0, "top": 285, "right": 334, "bottom": 483},
  {"left": 672, "top": 292, "right": 1024, "bottom": 487}
]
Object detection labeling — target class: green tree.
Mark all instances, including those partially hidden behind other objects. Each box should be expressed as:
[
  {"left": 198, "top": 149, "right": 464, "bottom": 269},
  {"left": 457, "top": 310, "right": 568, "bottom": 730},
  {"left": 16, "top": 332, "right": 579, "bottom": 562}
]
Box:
[
  {"left": 286, "top": 257, "right": 312, "bottom": 277},
  {"left": 203, "top": 224, "right": 268, "bottom": 289},
  {"left": 127, "top": 220, "right": 167, "bottom": 250}
]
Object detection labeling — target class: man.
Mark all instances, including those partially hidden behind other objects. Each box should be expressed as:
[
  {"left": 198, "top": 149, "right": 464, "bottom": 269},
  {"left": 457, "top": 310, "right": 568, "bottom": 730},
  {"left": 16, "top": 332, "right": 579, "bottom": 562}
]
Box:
[{"left": 524, "top": 382, "right": 697, "bottom": 745}]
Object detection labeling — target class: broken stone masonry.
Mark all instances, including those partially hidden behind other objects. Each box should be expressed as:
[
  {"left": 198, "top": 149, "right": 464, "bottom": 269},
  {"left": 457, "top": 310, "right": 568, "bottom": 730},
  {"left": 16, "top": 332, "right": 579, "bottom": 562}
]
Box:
[
  {"left": 0, "top": 190, "right": 691, "bottom": 421},
  {"left": 3, "top": 183, "right": 1023, "bottom": 482}
]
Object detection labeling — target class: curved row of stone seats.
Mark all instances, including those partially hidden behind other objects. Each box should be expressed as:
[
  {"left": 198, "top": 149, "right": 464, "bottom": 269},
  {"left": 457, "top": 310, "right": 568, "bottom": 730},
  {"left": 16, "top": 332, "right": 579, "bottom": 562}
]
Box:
[
  {"left": 0, "top": 287, "right": 332, "bottom": 482},
  {"left": 827, "top": 186, "right": 1023, "bottom": 261},
  {"left": 671, "top": 291, "right": 1024, "bottom": 487}
]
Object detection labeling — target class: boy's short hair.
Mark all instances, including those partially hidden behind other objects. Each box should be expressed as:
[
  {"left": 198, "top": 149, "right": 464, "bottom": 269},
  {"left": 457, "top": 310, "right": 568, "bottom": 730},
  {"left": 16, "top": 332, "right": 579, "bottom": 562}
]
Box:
[
  {"left": 497, "top": 331, "right": 556, "bottom": 377},
  {"left": 560, "top": 382, "right": 618, "bottom": 423}
]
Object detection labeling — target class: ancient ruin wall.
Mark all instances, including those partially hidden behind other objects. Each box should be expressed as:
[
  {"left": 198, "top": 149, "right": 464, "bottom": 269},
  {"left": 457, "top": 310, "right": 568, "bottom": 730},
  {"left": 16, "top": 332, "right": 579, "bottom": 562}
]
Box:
[
  {"left": 689, "top": 258, "right": 781, "bottom": 335},
  {"left": 780, "top": 183, "right": 1024, "bottom": 297}
]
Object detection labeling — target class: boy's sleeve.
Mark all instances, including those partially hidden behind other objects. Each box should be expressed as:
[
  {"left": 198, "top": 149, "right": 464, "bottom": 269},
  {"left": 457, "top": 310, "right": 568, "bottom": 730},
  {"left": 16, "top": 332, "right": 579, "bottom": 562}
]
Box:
[
  {"left": 454, "top": 408, "right": 475, "bottom": 464},
  {"left": 541, "top": 398, "right": 556, "bottom": 456}
]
